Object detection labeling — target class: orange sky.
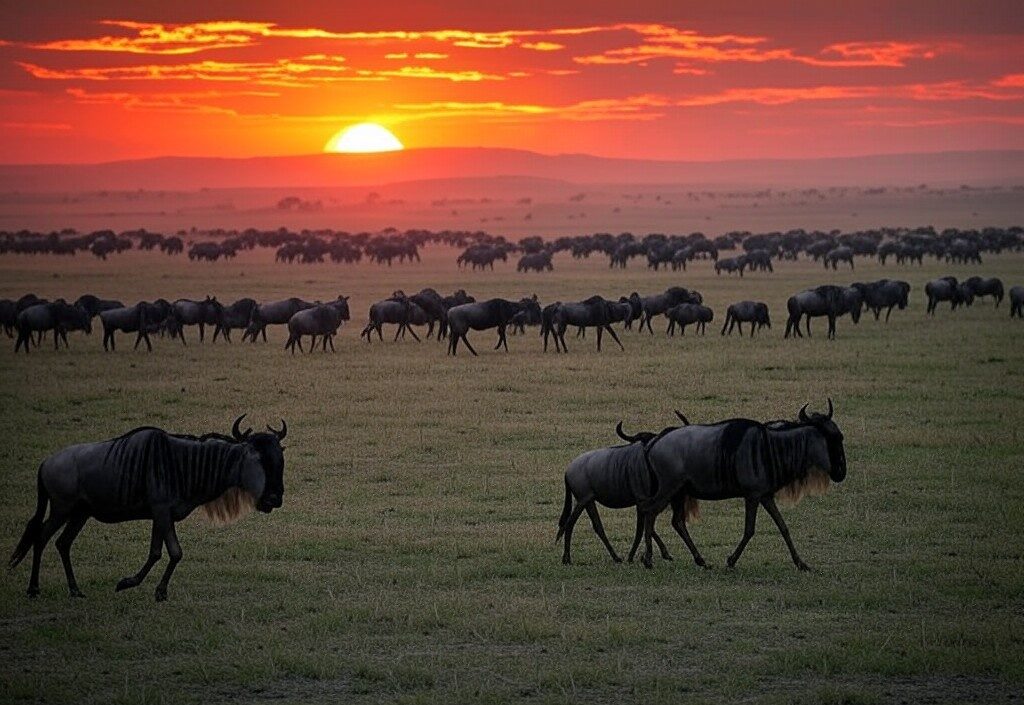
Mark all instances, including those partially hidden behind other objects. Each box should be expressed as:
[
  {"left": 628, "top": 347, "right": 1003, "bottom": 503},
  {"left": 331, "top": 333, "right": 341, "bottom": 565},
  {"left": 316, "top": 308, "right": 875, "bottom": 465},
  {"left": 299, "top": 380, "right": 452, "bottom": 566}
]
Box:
[{"left": 1, "top": 1, "right": 1022, "bottom": 163}]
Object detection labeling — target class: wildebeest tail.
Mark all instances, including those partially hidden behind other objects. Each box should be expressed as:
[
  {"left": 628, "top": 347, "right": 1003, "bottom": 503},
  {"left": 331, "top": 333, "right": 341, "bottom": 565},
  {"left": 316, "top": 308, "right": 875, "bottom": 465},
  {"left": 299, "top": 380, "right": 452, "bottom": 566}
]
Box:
[
  {"left": 555, "top": 478, "right": 572, "bottom": 541},
  {"left": 9, "top": 470, "right": 48, "bottom": 569}
]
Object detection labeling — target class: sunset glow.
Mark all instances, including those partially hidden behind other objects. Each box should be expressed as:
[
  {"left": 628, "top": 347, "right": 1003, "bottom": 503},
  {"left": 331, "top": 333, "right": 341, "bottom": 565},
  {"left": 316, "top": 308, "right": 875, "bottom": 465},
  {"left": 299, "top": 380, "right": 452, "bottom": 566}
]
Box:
[
  {"left": 324, "top": 124, "right": 404, "bottom": 153},
  {"left": 0, "top": 3, "right": 1021, "bottom": 163}
]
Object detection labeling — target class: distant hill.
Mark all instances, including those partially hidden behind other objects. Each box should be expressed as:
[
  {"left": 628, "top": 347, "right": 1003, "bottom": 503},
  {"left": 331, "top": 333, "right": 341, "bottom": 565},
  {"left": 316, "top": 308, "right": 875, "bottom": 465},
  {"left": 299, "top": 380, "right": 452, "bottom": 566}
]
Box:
[{"left": 0, "top": 148, "right": 1021, "bottom": 193}]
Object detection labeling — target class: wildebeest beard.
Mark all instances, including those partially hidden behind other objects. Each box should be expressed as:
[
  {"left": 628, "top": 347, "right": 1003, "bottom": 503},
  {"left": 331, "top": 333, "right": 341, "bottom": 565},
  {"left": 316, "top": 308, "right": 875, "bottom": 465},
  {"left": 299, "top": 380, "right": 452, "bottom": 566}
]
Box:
[{"left": 765, "top": 423, "right": 832, "bottom": 505}]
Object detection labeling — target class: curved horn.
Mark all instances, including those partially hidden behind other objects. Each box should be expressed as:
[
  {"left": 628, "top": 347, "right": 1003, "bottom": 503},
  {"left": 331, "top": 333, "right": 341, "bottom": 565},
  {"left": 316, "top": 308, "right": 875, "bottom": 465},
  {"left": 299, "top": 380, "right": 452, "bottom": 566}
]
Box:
[
  {"left": 267, "top": 418, "right": 287, "bottom": 441},
  {"left": 674, "top": 410, "right": 690, "bottom": 425},
  {"left": 827, "top": 397, "right": 834, "bottom": 419},
  {"left": 615, "top": 421, "right": 637, "bottom": 443},
  {"left": 231, "top": 414, "right": 252, "bottom": 441},
  {"left": 798, "top": 403, "right": 811, "bottom": 423}
]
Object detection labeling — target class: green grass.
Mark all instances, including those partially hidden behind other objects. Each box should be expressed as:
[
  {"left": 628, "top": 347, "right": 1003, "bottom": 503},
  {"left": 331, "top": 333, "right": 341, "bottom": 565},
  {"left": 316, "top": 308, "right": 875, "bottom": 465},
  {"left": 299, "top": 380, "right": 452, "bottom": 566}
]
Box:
[{"left": 0, "top": 247, "right": 1022, "bottom": 704}]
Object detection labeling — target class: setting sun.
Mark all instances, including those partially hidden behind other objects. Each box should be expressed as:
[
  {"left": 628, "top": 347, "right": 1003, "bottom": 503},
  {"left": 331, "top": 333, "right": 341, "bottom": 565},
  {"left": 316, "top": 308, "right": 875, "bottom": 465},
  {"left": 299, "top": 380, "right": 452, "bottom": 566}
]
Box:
[{"left": 324, "top": 123, "right": 404, "bottom": 154}]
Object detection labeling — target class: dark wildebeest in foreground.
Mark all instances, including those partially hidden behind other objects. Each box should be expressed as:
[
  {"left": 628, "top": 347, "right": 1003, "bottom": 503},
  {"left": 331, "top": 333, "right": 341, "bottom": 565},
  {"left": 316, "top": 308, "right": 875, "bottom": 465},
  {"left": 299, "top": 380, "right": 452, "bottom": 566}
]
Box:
[
  {"left": 1010, "top": 286, "right": 1024, "bottom": 318},
  {"left": 963, "top": 277, "right": 1004, "bottom": 307},
  {"left": 447, "top": 296, "right": 539, "bottom": 355},
  {"left": 74, "top": 295, "right": 124, "bottom": 319},
  {"left": 409, "top": 288, "right": 449, "bottom": 339},
  {"left": 9, "top": 415, "right": 286, "bottom": 601},
  {"left": 243, "top": 298, "right": 314, "bottom": 342},
  {"left": 638, "top": 287, "right": 703, "bottom": 334},
  {"left": 361, "top": 294, "right": 416, "bottom": 342},
  {"left": 721, "top": 301, "right": 771, "bottom": 337},
  {"left": 285, "top": 297, "right": 351, "bottom": 353},
  {"left": 99, "top": 300, "right": 174, "bottom": 352},
  {"left": 785, "top": 285, "right": 862, "bottom": 339},
  {"left": 925, "top": 277, "right": 973, "bottom": 314},
  {"left": 637, "top": 401, "right": 847, "bottom": 570},
  {"left": 547, "top": 296, "right": 626, "bottom": 352},
  {"left": 212, "top": 298, "right": 258, "bottom": 342},
  {"left": 14, "top": 301, "right": 93, "bottom": 353},
  {"left": 851, "top": 280, "right": 910, "bottom": 322},
  {"left": 0, "top": 299, "right": 16, "bottom": 337},
  {"left": 556, "top": 412, "right": 691, "bottom": 565},
  {"left": 171, "top": 297, "right": 222, "bottom": 344},
  {"left": 666, "top": 304, "right": 714, "bottom": 336}
]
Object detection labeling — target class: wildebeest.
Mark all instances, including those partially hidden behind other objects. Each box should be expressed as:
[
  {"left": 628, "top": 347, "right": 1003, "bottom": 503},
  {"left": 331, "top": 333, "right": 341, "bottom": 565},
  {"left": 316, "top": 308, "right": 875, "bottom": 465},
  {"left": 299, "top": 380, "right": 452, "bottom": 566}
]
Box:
[
  {"left": 743, "top": 249, "right": 774, "bottom": 273},
  {"left": 637, "top": 401, "right": 847, "bottom": 569},
  {"left": 721, "top": 301, "right": 770, "bottom": 337},
  {"left": 665, "top": 304, "right": 713, "bottom": 336},
  {"left": 1010, "top": 286, "right": 1024, "bottom": 318},
  {"left": 408, "top": 288, "right": 448, "bottom": 339},
  {"left": 446, "top": 296, "right": 540, "bottom": 355},
  {"left": 0, "top": 299, "right": 15, "bottom": 337},
  {"left": 851, "top": 280, "right": 910, "bottom": 322},
  {"left": 638, "top": 287, "right": 703, "bottom": 334},
  {"left": 285, "top": 297, "right": 351, "bottom": 353},
  {"left": 361, "top": 293, "right": 417, "bottom": 343},
  {"left": 99, "top": 300, "right": 174, "bottom": 352},
  {"left": 714, "top": 256, "right": 746, "bottom": 277},
  {"left": 9, "top": 415, "right": 286, "bottom": 601},
  {"left": 74, "top": 295, "right": 124, "bottom": 319},
  {"left": 963, "top": 277, "right": 1004, "bottom": 307},
  {"left": 243, "top": 298, "right": 314, "bottom": 342},
  {"left": 171, "top": 296, "right": 222, "bottom": 344},
  {"left": 823, "top": 246, "right": 855, "bottom": 270},
  {"left": 212, "top": 298, "right": 258, "bottom": 342},
  {"left": 14, "top": 301, "right": 92, "bottom": 353},
  {"left": 785, "top": 285, "right": 862, "bottom": 339},
  {"left": 557, "top": 413, "right": 691, "bottom": 565},
  {"left": 925, "top": 277, "right": 973, "bottom": 314},
  {"left": 547, "top": 296, "right": 626, "bottom": 352},
  {"left": 517, "top": 251, "right": 553, "bottom": 272}
]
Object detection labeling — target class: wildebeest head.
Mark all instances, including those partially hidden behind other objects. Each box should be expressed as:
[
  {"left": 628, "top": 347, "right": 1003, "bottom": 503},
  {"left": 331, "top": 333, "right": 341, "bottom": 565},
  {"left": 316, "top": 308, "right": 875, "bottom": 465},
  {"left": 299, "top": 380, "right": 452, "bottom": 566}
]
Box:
[
  {"left": 756, "top": 302, "right": 771, "bottom": 328},
  {"left": 231, "top": 414, "right": 287, "bottom": 513},
  {"left": 798, "top": 399, "right": 846, "bottom": 482}
]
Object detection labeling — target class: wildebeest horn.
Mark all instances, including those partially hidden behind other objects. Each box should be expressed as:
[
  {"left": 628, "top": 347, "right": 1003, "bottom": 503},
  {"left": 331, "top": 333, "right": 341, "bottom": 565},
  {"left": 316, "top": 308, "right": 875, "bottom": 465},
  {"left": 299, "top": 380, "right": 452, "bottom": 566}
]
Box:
[
  {"left": 615, "top": 421, "right": 636, "bottom": 443},
  {"left": 798, "top": 404, "right": 811, "bottom": 423},
  {"left": 674, "top": 410, "right": 690, "bottom": 425},
  {"left": 267, "top": 419, "right": 287, "bottom": 440},
  {"left": 827, "top": 398, "right": 834, "bottom": 418},
  {"left": 232, "top": 414, "right": 252, "bottom": 440}
]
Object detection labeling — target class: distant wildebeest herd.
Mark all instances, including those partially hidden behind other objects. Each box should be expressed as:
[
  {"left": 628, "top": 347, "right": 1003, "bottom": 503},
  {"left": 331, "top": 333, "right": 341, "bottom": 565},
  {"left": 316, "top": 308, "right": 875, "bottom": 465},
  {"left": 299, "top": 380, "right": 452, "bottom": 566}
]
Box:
[
  {"left": 2, "top": 225, "right": 1020, "bottom": 275},
  {"left": 2, "top": 274, "right": 1021, "bottom": 355}
]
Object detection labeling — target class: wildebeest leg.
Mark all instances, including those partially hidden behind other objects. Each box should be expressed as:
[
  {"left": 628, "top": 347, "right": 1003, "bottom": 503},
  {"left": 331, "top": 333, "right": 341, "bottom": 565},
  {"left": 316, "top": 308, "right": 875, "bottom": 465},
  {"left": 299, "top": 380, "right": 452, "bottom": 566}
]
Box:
[
  {"left": 560, "top": 499, "right": 589, "bottom": 565},
  {"left": 376, "top": 324, "right": 384, "bottom": 342},
  {"left": 669, "top": 498, "right": 705, "bottom": 567},
  {"left": 116, "top": 522, "right": 164, "bottom": 592},
  {"left": 393, "top": 324, "right": 403, "bottom": 342},
  {"left": 407, "top": 326, "right": 421, "bottom": 342},
  {"left": 596, "top": 326, "right": 603, "bottom": 352},
  {"left": 827, "top": 315, "right": 836, "bottom": 340},
  {"left": 327, "top": 335, "right": 336, "bottom": 352},
  {"left": 644, "top": 314, "right": 654, "bottom": 335},
  {"left": 726, "top": 498, "right": 759, "bottom": 568},
  {"left": 750, "top": 321, "right": 756, "bottom": 338},
  {"left": 462, "top": 334, "right": 478, "bottom": 356},
  {"left": 804, "top": 315, "right": 812, "bottom": 337},
  {"left": 721, "top": 314, "right": 730, "bottom": 335},
  {"left": 27, "top": 510, "right": 70, "bottom": 597},
  {"left": 761, "top": 496, "right": 809, "bottom": 571},
  {"left": 628, "top": 510, "right": 672, "bottom": 563},
  {"left": 885, "top": 305, "right": 894, "bottom": 322},
  {"left": 153, "top": 521, "right": 182, "bottom": 602},
  {"left": 54, "top": 510, "right": 90, "bottom": 597},
  {"left": 604, "top": 325, "right": 624, "bottom": 351},
  {"left": 584, "top": 504, "right": 622, "bottom": 563},
  {"left": 261, "top": 327, "right": 268, "bottom": 342}
]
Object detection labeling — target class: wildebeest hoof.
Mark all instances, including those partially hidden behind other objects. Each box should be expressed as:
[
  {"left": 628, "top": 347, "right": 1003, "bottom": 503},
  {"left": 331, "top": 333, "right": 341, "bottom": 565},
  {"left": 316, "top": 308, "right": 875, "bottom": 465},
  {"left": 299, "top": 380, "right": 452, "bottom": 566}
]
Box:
[
  {"left": 612, "top": 556, "right": 623, "bottom": 564},
  {"left": 641, "top": 556, "right": 653, "bottom": 570},
  {"left": 561, "top": 557, "right": 571, "bottom": 566},
  {"left": 115, "top": 577, "right": 138, "bottom": 592},
  {"left": 796, "top": 561, "right": 811, "bottom": 572},
  {"left": 695, "top": 558, "right": 708, "bottom": 568},
  {"left": 27, "top": 587, "right": 40, "bottom": 598},
  {"left": 69, "top": 588, "right": 86, "bottom": 598},
  {"left": 154, "top": 586, "right": 168, "bottom": 602},
  {"left": 726, "top": 557, "right": 737, "bottom": 569},
  {"left": 660, "top": 553, "right": 674, "bottom": 561}
]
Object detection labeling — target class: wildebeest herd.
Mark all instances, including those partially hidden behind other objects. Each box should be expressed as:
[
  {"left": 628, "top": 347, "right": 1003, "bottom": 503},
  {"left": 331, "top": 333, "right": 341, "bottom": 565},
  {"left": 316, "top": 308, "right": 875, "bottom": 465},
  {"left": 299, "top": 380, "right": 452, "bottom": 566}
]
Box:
[
  {"left": 2, "top": 271, "right": 1019, "bottom": 356},
  {"left": 3, "top": 225, "right": 1020, "bottom": 276}
]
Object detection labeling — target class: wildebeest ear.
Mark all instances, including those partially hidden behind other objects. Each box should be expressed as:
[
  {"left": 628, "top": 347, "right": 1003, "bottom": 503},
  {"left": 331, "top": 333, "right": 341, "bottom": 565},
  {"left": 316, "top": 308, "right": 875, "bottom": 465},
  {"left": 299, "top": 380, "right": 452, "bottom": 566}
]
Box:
[{"left": 827, "top": 398, "right": 834, "bottom": 418}]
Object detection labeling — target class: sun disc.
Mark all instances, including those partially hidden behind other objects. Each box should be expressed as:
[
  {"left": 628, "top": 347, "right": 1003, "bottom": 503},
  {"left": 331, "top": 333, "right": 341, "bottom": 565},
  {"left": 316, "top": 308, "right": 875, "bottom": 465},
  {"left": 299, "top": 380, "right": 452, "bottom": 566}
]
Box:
[{"left": 324, "top": 123, "right": 404, "bottom": 153}]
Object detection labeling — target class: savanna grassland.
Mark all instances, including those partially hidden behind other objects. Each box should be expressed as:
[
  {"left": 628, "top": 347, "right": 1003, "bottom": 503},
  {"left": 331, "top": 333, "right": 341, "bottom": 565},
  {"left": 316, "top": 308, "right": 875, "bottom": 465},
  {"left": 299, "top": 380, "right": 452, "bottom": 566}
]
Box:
[{"left": 0, "top": 245, "right": 1022, "bottom": 705}]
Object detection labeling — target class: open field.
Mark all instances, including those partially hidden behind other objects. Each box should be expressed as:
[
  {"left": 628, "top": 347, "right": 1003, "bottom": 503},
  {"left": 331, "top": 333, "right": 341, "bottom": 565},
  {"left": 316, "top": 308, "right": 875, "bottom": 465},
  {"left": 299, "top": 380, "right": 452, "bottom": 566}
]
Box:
[{"left": 1, "top": 246, "right": 1022, "bottom": 704}]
